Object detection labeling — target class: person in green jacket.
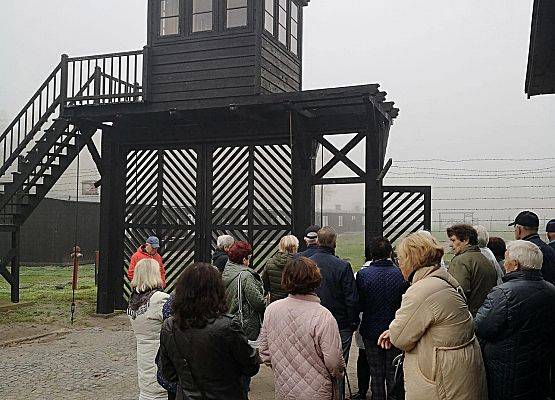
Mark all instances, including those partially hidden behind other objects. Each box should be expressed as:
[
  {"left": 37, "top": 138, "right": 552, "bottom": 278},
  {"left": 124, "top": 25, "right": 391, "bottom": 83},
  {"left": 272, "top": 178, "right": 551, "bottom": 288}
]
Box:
[
  {"left": 447, "top": 224, "right": 498, "bottom": 316},
  {"left": 261, "top": 235, "right": 299, "bottom": 303},
  {"left": 222, "top": 241, "right": 266, "bottom": 342},
  {"left": 221, "top": 241, "right": 265, "bottom": 399}
]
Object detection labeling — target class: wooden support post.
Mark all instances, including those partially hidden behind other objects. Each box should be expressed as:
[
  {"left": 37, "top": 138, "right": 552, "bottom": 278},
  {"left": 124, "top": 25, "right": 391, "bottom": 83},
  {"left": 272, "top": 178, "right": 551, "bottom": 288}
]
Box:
[
  {"left": 365, "top": 107, "right": 385, "bottom": 243},
  {"left": 291, "top": 115, "right": 314, "bottom": 245},
  {"left": 11, "top": 228, "right": 20, "bottom": 303},
  {"left": 96, "top": 131, "right": 114, "bottom": 314},
  {"left": 96, "top": 131, "right": 126, "bottom": 313},
  {"left": 60, "top": 54, "right": 69, "bottom": 112},
  {"left": 93, "top": 66, "right": 101, "bottom": 104}
]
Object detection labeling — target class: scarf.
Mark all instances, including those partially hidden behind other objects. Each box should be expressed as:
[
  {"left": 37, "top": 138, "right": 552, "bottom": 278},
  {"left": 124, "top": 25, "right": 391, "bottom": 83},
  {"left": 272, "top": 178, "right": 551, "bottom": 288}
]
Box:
[{"left": 127, "top": 289, "right": 158, "bottom": 320}]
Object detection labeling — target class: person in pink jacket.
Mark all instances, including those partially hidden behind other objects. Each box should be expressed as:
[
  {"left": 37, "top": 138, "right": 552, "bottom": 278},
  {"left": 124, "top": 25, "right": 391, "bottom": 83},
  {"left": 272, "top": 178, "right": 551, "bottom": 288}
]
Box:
[{"left": 259, "top": 256, "right": 345, "bottom": 400}]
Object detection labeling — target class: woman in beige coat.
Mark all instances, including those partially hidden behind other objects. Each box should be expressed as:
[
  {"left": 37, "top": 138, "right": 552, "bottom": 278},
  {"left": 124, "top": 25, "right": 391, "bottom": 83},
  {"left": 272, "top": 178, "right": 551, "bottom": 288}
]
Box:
[{"left": 377, "top": 232, "right": 487, "bottom": 400}]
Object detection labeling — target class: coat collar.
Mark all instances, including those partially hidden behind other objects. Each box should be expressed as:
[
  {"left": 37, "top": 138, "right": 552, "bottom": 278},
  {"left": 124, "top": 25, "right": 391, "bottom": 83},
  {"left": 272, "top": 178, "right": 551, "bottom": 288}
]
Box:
[
  {"left": 370, "top": 259, "right": 395, "bottom": 268},
  {"left": 455, "top": 244, "right": 481, "bottom": 256},
  {"left": 289, "top": 294, "right": 320, "bottom": 303},
  {"left": 523, "top": 233, "right": 540, "bottom": 241},
  {"left": 502, "top": 269, "right": 543, "bottom": 282},
  {"left": 316, "top": 246, "right": 335, "bottom": 255}
]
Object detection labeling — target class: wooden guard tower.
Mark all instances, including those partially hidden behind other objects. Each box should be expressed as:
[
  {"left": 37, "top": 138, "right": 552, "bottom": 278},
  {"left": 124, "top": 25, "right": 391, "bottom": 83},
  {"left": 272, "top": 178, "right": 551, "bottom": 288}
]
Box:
[{"left": 0, "top": 0, "right": 431, "bottom": 313}]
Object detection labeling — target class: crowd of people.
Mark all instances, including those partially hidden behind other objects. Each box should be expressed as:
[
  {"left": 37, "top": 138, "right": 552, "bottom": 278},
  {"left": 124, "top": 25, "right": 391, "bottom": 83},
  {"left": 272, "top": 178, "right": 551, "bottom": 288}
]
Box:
[{"left": 125, "top": 210, "right": 555, "bottom": 400}]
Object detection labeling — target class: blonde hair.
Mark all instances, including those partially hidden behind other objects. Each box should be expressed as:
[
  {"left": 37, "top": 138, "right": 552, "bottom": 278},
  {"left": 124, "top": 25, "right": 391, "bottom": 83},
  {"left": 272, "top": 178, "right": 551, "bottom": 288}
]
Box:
[
  {"left": 279, "top": 235, "right": 299, "bottom": 253},
  {"left": 131, "top": 259, "right": 163, "bottom": 292},
  {"left": 397, "top": 232, "right": 444, "bottom": 276}
]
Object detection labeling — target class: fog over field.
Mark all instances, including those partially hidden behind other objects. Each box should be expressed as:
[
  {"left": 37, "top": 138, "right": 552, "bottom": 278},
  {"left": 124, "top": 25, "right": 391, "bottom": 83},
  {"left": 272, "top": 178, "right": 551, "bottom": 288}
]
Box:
[{"left": 0, "top": 0, "right": 553, "bottom": 232}]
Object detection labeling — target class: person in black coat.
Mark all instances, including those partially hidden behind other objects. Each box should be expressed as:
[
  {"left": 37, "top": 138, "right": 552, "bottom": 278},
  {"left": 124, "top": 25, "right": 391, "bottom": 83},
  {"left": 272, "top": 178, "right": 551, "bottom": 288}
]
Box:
[
  {"left": 475, "top": 240, "right": 555, "bottom": 400},
  {"left": 295, "top": 224, "right": 321, "bottom": 258},
  {"left": 547, "top": 219, "right": 555, "bottom": 252},
  {"left": 159, "top": 262, "right": 259, "bottom": 400},
  {"left": 212, "top": 234, "right": 234, "bottom": 272},
  {"left": 510, "top": 211, "right": 555, "bottom": 284},
  {"left": 310, "top": 226, "right": 358, "bottom": 400}
]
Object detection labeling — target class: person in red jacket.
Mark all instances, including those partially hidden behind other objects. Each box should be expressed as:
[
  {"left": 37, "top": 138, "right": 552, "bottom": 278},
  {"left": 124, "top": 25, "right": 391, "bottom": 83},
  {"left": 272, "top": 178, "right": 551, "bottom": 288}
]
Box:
[{"left": 128, "top": 236, "right": 166, "bottom": 288}]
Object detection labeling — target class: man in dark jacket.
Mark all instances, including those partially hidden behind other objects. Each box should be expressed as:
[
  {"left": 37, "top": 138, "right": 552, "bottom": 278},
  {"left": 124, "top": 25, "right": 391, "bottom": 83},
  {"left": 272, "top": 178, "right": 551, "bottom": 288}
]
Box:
[
  {"left": 510, "top": 211, "right": 555, "bottom": 284},
  {"left": 447, "top": 224, "right": 498, "bottom": 315},
  {"left": 546, "top": 219, "right": 555, "bottom": 252},
  {"left": 212, "top": 234, "right": 234, "bottom": 272},
  {"left": 295, "top": 225, "right": 320, "bottom": 258},
  {"left": 356, "top": 237, "right": 408, "bottom": 400},
  {"left": 310, "top": 226, "right": 358, "bottom": 400},
  {"left": 476, "top": 240, "right": 555, "bottom": 400}
]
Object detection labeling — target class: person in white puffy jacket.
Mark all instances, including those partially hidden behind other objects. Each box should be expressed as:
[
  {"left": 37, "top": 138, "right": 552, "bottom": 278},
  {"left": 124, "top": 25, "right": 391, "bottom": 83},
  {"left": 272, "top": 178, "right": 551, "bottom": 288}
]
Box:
[{"left": 127, "top": 258, "right": 169, "bottom": 400}]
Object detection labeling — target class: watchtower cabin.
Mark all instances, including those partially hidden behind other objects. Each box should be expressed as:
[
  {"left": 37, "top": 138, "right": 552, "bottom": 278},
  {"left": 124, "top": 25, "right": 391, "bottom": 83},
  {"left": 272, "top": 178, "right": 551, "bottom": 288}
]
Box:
[
  {"left": 147, "top": 0, "right": 306, "bottom": 104},
  {"left": 0, "top": 1, "right": 431, "bottom": 313}
]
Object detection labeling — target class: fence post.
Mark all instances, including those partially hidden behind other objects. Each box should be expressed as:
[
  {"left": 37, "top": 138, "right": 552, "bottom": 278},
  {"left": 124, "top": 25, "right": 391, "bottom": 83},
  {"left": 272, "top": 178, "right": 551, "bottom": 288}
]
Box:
[
  {"left": 93, "top": 66, "right": 101, "bottom": 105},
  {"left": 60, "top": 54, "right": 69, "bottom": 111},
  {"left": 10, "top": 228, "right": 20, "bottom": 303},
  {"left": 94, "top": 251, "right": 99, "bottom": 286}
]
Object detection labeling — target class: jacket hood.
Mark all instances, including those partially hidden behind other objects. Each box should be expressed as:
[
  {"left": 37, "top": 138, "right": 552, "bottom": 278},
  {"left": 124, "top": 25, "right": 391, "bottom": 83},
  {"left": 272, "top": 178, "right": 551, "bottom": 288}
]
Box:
[
  {"left": 272, "top": 251, "right": 292, "bottom": 269},
  {"left": 222, "top": 261, "right": 251, "bottom": 285},
  {"left": 137, "top": 244, "right": 158, "bottom": 256},
  {"left": 212, "top": 249, "right": 227, "bottom": 259},
  {"left": 412, "top": 264, "right": 461, "bottom": 290}
]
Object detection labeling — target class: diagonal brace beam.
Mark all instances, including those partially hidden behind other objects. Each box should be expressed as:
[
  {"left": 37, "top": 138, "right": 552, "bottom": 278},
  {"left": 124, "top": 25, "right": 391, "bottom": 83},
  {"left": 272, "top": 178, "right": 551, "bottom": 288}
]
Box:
[
  {"left": 86, "top": 137, "right": 102, "bottom": 176},
  {"left": 314, "top": 132, "right": 366, "bottom": 181},
  {"left": 0, "top": 248, "right": 16, "bottom": 285}
]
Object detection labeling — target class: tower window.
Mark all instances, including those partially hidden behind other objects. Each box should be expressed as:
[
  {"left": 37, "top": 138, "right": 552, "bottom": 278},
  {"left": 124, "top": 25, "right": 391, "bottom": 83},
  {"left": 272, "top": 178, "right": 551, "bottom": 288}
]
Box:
[
  {"left": 264, "top": 0, "right": 274, "bottom": 34},
  {"left": 278, "top": 0, "right": 287, "bottom": 45},
  {"left": 192, "top": 0, "right": 213, "bottom": 32},
  {"left": 226, "top": 0, "right": 248, "bottom": 28},
  {"left": 160, "top": 0, "right": 180, "bottom": 36},
  {"left": 290, "top": 2, "right": 298, "bottom": 55}
]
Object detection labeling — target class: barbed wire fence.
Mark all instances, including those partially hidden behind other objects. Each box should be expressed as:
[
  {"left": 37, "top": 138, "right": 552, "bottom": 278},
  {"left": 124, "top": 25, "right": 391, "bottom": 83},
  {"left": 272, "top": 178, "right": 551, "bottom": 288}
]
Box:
[{"left": 384, "top": 156, "right": 554, "bottom": 236}]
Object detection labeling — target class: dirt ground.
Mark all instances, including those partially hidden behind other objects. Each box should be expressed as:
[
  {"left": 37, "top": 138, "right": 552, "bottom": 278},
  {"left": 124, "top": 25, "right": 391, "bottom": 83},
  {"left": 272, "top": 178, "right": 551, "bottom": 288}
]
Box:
[{"left": 0, "top": 313, "right": 361, "bottom": 400}]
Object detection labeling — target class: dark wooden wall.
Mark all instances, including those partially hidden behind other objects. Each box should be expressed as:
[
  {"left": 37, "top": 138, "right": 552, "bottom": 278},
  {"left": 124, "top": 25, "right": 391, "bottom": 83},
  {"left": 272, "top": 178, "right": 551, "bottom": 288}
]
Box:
[
  {"left": 148, "top": 34, "right": 259, "bottom": 104},
  {"left": 260, "top": 32, "right": 301, "bottom": 93},
  {"left": 0, "top": 199, "right": 100, "bottom": 265}
]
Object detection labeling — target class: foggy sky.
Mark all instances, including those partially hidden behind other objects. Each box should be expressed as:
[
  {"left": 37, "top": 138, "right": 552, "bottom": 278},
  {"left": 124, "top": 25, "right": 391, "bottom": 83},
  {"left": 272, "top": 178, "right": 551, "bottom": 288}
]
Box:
[{"left": 0, "top": 1, "right": 553, "bottom": 230}]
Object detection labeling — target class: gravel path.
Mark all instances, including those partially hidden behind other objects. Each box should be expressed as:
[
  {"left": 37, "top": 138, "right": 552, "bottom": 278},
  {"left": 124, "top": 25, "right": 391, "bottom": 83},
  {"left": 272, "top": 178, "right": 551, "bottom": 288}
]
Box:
[{"left": 0, "top": 318, "right": 360, "bottom": 400}]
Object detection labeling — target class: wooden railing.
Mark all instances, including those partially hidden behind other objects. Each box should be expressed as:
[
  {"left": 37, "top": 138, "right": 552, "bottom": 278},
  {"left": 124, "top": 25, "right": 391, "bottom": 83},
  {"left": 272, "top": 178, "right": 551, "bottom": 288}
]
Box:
[{"left": 65, "top": 50, "right": 145, "bottom": 106}]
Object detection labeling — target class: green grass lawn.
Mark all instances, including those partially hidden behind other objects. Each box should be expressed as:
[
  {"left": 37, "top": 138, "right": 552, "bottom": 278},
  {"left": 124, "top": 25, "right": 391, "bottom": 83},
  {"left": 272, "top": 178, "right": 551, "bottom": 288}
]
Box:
[
  {"left": 0, "top": 265, "right": 97, "bottom": 326},
  {"left": 336, "top": 233, "right": 365, "bottom": 269}
]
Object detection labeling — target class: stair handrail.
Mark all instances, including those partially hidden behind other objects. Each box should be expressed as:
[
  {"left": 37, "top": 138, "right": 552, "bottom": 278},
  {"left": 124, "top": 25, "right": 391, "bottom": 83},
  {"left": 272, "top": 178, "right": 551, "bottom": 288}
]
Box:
[
  {"left": 0, "top": 57, "right": 67, "bottom": 177},
  {"left": 0, "top": 61, "right": 63, "bottom": 146}
]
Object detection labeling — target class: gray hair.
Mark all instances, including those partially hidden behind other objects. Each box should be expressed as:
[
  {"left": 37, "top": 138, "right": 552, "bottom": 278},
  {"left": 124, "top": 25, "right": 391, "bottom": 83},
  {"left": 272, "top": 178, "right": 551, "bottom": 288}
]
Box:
[
  {"left": 473, "top": 225, "right": 489, "bottom": 248},
  {"left": 131, "top": 259, "right": 163, "bottom": 292},
  {"left": 216, "top": 235, "right": 234, "bottom": 250},
  {"left": 506, "top": 240, "right": 543, "bottom": 270}
]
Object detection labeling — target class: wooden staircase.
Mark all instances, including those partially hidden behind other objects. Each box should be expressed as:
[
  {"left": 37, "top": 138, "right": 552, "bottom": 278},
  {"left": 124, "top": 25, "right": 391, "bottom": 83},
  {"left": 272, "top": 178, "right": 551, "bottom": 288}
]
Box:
[{"left": 0, "top": 50, "right": 145, "bottom": 302}]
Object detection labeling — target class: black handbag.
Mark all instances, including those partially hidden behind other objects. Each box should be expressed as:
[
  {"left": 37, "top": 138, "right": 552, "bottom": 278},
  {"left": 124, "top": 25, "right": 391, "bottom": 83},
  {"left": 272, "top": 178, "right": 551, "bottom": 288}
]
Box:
[{"left": 388, "top": 353, "right": 405, "bottom": 400}]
